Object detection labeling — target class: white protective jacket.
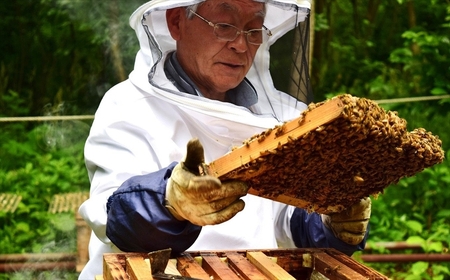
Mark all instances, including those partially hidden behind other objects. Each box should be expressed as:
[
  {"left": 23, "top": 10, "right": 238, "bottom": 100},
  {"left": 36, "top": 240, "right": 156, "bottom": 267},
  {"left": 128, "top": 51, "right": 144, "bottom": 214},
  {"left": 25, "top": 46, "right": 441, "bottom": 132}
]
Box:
[{"left": 78, "top": 0, "right": 365, "bottom": 279}]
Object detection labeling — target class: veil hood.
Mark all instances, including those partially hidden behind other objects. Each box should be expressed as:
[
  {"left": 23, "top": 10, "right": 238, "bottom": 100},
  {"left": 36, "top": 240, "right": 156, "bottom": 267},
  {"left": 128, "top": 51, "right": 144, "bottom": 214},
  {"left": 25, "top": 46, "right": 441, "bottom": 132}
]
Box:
[{"left": 127, "top": 0, "right": 311, "bottom": 121}]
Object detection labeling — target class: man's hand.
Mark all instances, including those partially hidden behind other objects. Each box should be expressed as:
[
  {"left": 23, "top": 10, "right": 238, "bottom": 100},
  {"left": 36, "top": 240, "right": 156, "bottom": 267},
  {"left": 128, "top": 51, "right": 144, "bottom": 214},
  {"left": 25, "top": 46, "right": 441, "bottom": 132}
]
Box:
[
  {"left": 322, "top": 197, "right": 371, "bottom": 245},
  {"left": 166, "top": 138, "right": 249, "bottom": 226}
]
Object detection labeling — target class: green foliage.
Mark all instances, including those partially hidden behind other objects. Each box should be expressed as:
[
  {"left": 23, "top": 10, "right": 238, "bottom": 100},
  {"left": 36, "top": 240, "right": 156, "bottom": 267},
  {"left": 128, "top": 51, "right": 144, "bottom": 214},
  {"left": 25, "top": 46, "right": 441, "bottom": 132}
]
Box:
[
  {"left": 0, "top": 0, "right": 129, "bottom": 115},
  {"left": 0, "top": 93, "right": 90, "bottom": 279},
  {"left": 364, "top": 103, "right": 450, "bottom": 278},
  {"left": 0, "top": 122, "right": 89, "bottom": 253},
  {"left": 0, "top": 122, "right": 89, "bottom": 278},
  {"left": 313, "top": 0, "right": 450, "bottom": 102},
  {"left": 4, "top": 270, "right": 78, "bottom": 280},
  {"left": 310, "top": 1, "right": 450, "bottom": 278}
]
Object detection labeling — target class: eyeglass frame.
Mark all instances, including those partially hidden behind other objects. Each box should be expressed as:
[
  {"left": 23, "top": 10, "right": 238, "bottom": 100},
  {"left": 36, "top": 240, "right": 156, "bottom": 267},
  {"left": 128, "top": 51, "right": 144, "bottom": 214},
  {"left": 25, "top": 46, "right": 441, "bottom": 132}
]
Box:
[{"left": 187, "top": 8, "right": 272, "bottom": 46}]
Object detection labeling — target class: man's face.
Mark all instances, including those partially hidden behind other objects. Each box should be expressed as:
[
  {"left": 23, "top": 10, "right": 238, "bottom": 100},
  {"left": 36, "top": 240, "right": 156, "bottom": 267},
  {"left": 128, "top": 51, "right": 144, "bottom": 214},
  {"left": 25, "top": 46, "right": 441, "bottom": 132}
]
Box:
[{"left": 168, "top": 0, "right": 265, "bottom": 100}]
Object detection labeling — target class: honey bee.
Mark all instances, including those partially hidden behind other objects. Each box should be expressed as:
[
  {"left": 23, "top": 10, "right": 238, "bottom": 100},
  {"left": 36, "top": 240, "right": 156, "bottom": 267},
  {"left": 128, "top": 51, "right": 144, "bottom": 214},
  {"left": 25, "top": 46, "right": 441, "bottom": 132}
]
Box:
[
  {"left": 257, "top": 134, "right": 266, "bottom": 143},
  {"left": 243, "top": 140, "right": 251, "bottom": 148},
  {"left": 264, "top": 128, "right": 273, "bottom": 136},
  {"left": 287, "top": 135, "right": 295, "bottom": 144},
  {"left": 353, "top": 176, "right": 364, "bottom": 183},
  {"left": 275, "top": 123, "right": 286, "bottom": 137}
]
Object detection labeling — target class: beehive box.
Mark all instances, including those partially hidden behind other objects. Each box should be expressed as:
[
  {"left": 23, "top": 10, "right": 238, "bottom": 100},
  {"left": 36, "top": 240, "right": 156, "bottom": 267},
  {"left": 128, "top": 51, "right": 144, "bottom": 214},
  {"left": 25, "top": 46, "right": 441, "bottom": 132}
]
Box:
[
  {"left": 204, "top": 94, "right": 444, "bottom": 214},
  {"left": 98, "top": 248, "right": 389, "bottom": 280}
]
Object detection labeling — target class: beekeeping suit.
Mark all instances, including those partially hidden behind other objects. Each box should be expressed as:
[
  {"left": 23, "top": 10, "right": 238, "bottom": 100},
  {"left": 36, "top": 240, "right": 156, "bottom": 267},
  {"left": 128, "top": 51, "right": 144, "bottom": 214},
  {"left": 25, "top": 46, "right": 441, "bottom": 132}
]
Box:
[{"left": 78, "top": 0, "right": 368, "bottom": 279}]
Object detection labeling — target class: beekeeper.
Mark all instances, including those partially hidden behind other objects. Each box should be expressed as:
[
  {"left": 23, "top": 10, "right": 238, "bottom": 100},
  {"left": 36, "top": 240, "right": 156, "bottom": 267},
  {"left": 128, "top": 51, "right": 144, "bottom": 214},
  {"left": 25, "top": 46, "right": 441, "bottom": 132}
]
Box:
[{"left": 78, "top": 0, "right": 372, "bottom": 279}]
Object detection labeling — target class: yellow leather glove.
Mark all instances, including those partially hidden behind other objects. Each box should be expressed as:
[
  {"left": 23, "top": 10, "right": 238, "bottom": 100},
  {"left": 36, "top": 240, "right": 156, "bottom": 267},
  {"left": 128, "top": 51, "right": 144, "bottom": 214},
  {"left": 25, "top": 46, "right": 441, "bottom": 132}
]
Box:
[
  {"left": 322, "top": 197, "right": 371, "bottom": 245},
  {"left": 166, "top": 138, "right": 249, "bottom": 226}
]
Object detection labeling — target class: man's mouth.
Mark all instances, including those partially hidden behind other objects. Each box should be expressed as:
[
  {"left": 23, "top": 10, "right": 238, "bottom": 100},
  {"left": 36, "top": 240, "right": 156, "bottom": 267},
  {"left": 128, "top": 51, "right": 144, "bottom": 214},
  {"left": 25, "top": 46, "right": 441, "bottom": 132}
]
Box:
[{"left": 221, "top": 62, "right": 243, "bottom": 68}]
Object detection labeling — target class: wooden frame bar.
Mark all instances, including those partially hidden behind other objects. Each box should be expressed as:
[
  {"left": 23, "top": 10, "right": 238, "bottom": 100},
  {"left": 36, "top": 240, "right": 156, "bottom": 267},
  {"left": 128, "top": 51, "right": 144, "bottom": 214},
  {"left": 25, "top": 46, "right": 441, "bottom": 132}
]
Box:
[
  {"left": 98, "top": 248, "right": 388, "bottom": 280},
  {"left": 206, "top": 97, "right": 345, "bottom": 179}
]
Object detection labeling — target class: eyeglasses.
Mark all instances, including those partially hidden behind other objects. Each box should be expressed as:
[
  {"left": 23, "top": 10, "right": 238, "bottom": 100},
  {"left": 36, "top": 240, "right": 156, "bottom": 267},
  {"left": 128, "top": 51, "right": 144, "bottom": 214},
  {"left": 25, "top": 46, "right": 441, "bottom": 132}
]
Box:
[{"left": 188, "top": 9, "right": 272, "bottom": 46}]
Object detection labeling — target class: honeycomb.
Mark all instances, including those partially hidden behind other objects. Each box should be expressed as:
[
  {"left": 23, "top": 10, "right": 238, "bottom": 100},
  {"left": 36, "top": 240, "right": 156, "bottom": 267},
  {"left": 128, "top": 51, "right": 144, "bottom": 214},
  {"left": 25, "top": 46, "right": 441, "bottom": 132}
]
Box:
[{"left": 211, "top": 94, "right": 444, "bottom": 214}]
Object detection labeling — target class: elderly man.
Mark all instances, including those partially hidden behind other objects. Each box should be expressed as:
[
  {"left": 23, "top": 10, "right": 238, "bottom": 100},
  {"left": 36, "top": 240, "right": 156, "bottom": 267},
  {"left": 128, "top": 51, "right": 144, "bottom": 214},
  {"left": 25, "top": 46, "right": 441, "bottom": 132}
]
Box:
[{"left": 78, "top": 0, "right": 371, "bottom": 279}]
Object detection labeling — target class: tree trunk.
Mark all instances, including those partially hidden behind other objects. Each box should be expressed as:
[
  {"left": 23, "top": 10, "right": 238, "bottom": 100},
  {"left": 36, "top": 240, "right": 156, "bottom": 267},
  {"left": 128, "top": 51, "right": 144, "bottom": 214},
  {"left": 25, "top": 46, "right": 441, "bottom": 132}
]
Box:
[
  {"left": 109, "top": 0, "right": 126, "bottom": 82},
  {"left": 350, "top": 0, "right": 360, "bottom": 39},
  {"left": 407, "top": 0, "right": 420, "bottom": 55},
  {"left": 364, "top": 0, "right": 381, "bottom": 41}
]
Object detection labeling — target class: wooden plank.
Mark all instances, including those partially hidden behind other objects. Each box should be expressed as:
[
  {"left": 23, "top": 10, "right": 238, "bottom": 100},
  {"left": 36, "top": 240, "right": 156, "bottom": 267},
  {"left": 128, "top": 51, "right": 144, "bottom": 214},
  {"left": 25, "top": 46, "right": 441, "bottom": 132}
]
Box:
[
  {"left": 325, "top": 249, "right": 389, "bottom": 279},
  {"left": 100, "top": 249, "right": 387, "bottom": 279},
  {"left": 313, "top": 252, "right": 366, "bottom": 280},
  {"left": 0, "top": 193, "right": 22, "bottom": 213},
  {"left": 176, "top": 253, "right": 210, "bottom": 280},
  {"left": 201, "top": 254, "right": 241, "bottom": 280},
  {"left": 165, "top": 259, "right": 181, "bottom": 275},
  {"left": 206, "top": 97, "right": 344, "bottom": 178},
  {"left": 103, "top": 254, "right": 127, "bottom": 280},
  {"left": 252, "top": 248, "right": 320, "bottom": 271},
  {"left": 48, "top": 192, "right": 89, "bottom": 213},
  {"left": 226, "top": 252, "right": 269, "bottom": 280},
  {"left": 246, "top": 251, "right": 295, "bottom": 280},
  {"left": 361, "top": 253, "right": 450, "bottom": 263},
  {"left": 126, "top": 256, "right": 153, "bottom": 280}
]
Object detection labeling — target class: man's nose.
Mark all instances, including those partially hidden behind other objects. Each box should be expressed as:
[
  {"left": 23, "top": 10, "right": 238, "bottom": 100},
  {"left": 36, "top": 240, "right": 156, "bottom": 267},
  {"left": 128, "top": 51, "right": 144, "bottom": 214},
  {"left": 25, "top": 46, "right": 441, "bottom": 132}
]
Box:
[{"left": 228, "top": 32, "right": 248, "bottom": 53}]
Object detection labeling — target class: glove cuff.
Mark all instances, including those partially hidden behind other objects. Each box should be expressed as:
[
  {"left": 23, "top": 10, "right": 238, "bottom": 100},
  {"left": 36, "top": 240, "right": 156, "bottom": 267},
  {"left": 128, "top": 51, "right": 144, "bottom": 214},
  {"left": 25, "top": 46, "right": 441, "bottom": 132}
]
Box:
[
  {"left": 321, "top": 214, "right": 337, "bottom": 234},
  {"left": 164, "top": 199, "right": 186, "bottom": 221},
  {"left": 165, "top": 177, "right": 186, "bottom": 221}
]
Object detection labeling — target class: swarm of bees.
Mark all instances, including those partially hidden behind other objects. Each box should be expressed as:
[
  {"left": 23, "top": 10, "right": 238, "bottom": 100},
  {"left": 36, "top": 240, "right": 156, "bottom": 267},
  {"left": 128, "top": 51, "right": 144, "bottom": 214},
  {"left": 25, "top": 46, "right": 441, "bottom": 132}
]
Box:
[{"left": 218, "top": 94, "right": 445, "bottom": 213}]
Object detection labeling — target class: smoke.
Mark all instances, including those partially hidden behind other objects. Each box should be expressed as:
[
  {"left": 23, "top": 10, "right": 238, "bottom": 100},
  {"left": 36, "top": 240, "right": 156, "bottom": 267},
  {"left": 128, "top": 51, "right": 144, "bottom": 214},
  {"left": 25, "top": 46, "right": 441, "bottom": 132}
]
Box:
[{"left": 35, "top": 103, "right": 91, "bottom": 152}]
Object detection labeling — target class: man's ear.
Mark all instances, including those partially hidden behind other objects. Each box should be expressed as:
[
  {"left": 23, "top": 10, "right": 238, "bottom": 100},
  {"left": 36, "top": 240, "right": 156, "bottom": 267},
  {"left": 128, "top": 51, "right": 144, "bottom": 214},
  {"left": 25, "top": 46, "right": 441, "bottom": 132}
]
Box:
[{"left": 166, "top": 8, "right": 183, "bottom": 40}]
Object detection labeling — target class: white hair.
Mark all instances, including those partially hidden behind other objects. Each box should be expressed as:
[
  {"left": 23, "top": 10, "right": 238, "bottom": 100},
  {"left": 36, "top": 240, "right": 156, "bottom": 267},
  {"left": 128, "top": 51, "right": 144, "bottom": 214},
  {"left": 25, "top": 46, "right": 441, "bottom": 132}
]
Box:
[{"left": 185, "top": 2, "right": 266, "bottom": 19}]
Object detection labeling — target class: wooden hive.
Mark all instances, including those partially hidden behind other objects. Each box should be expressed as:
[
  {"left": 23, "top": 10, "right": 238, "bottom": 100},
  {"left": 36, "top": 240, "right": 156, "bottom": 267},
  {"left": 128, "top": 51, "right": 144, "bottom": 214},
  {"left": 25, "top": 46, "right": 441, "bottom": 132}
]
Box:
[
  {"left": 97, "top": 248, "right": 389, "bottom": 280},
  {"left": 203, "top": 94, "right": 444, "bottom": 214}
]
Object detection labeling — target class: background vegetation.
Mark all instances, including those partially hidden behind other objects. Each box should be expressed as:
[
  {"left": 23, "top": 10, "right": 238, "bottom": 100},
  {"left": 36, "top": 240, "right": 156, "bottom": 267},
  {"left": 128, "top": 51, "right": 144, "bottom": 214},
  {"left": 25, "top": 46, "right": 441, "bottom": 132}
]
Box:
[{"left": 1, "top": 0, "right": 449, "bottom": 279}]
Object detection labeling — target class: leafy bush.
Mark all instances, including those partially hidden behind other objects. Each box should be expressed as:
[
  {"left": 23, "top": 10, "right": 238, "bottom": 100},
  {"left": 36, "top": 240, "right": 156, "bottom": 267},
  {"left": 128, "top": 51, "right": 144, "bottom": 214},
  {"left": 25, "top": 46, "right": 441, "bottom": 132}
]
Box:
[
  {"left": 0, "top": 119, "right": 90, "bottom": 253},
  {"left": 0, "top": 116, "right": 90, "bottom": 279}
]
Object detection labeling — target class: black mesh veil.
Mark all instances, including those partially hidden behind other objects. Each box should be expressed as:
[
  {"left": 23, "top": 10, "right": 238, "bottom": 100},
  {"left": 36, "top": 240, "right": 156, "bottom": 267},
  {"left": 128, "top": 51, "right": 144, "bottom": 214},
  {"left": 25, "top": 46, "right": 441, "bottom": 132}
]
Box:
[{"left": 288, "top": 15, "right": 313, "bottom": 104}]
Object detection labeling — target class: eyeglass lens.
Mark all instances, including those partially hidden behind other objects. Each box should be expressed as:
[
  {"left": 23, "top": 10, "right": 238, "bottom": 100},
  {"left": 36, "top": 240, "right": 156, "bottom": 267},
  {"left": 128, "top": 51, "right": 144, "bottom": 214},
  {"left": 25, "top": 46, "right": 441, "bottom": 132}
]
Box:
[{"left": 214, "top": 23, "right": 264, "bottom": 45}]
